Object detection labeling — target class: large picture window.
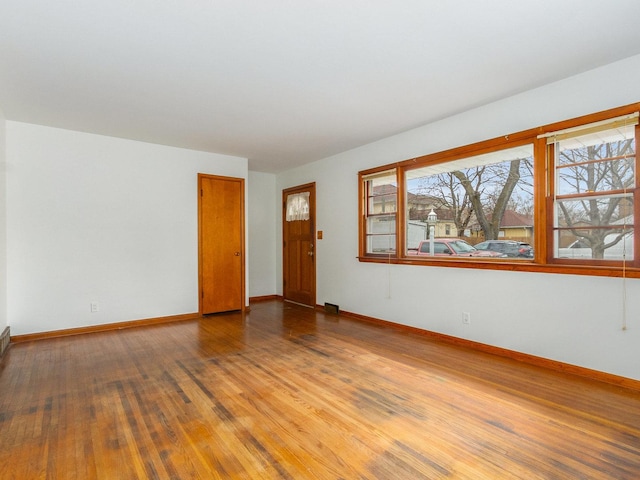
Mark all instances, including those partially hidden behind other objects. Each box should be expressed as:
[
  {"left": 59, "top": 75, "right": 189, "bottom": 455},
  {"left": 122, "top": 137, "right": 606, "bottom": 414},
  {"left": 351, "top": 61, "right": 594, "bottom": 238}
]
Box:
[
  {"left": 405, "top": 144, "right": 534, "bottom": 257},
  {"left": 358, "top": 103, "right": 640, "bottom": 278}
]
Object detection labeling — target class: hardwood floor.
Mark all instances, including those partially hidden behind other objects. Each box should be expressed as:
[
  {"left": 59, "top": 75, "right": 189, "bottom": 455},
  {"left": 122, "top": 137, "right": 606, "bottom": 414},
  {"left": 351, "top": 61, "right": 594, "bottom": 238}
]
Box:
[{"left": 1, "top": 300, "right": 640, "bottom": 479}]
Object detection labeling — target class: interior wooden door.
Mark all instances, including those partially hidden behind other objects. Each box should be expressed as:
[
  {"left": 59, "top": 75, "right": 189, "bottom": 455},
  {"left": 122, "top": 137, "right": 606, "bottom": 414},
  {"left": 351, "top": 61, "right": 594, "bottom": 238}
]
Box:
[
  {"left": 199, "top": 174, "right": 245, "bottom": 314},
  {"left": 283, "top": 183, "right": 316, "bottom": 307}
]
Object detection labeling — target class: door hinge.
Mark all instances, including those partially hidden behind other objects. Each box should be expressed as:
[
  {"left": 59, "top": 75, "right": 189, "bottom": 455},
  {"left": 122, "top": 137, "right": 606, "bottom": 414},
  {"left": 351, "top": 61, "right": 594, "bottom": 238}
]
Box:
[
  {"left": 201, "top": 189, "right": 203, "bottom": 196},
  {"left": 201, "top": 290, "right": 204, "bottom": 299}
]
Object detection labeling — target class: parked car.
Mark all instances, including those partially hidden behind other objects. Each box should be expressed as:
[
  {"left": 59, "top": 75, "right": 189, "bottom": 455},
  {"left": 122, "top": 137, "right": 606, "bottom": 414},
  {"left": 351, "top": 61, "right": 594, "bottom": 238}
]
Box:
[
  {"left": 409, "top": 238, "right": 505, "bottom": 257},
  {"left": 474, "top": 240, "right": 533, "bottom": 258}
]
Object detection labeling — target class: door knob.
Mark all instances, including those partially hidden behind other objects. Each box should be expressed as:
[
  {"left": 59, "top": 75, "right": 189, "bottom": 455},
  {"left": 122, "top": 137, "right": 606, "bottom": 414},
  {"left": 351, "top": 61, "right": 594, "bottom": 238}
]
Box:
[{"left": 234, "top": 252, "right": 241, "bottom": 256}]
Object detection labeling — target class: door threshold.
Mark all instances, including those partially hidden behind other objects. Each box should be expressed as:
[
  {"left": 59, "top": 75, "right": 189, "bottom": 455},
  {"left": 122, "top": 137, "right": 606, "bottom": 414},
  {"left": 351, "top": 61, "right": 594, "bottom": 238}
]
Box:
[{"left": 283, "top": 299, "right": 314, "bottom": 309}]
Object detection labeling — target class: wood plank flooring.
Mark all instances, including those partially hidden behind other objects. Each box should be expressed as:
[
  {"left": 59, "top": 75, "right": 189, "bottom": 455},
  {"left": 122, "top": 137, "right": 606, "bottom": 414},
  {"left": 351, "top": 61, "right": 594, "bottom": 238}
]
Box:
[{"left": 1, "top": 300, "right": 640, "bottom": 479}]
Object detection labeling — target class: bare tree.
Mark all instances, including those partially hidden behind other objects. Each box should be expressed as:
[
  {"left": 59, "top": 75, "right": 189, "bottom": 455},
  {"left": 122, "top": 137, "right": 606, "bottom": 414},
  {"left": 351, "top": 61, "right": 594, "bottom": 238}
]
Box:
[
  {"left": 557, "top": 138, "right": 634, "bottom": 259},
  {"left": 412, "top": 157, "right": 532, "bottom": 239},
  {"left": 453, "top": 159, "right": 521, "bottom": 240},
  {"left": 444, "top": 173, "right": 475, "bottom": 236},
  {"left": 420, "top": 171, "right": 476, "bottom": 236}
]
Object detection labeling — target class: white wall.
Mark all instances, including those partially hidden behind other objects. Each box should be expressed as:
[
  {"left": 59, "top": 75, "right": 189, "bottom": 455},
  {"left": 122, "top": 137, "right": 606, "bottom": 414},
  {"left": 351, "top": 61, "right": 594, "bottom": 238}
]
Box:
[
  {"left": 248, "top": 171, "right": 277, "bottom": 298},
  {"left": 0, "top": 109, "right": 7, "bottom": 333},
  {"left": 6, "top": 122, "right": 247, "bottom": 335},
  {"left": 276, "top": 54, "right": 640, "bottom": 381}
]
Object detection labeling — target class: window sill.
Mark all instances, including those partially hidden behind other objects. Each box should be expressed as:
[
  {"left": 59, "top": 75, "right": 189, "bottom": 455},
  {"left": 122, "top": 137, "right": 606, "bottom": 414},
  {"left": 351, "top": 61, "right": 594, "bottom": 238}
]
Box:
[{"left": 357, "top": 255, "right": 640, "bottom": 279}]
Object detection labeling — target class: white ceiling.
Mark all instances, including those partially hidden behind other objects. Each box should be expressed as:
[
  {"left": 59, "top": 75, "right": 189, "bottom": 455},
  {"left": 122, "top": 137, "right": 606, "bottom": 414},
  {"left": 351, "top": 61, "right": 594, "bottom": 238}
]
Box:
[{"left": 2, "top": 1, "right": 640, "bottom": 173}]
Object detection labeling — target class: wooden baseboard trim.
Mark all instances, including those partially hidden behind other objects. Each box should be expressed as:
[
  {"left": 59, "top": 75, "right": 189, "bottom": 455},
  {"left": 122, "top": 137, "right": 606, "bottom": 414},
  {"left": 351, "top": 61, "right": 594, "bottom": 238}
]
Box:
[
  {"left": 339, "top": 309, "right": 640, "bottom": 392},
  {"left": 10, "top": 312, "right": 201, "bottom": 343},
  {"left": 249, "top": 295, "right": 282, "bottom": 303}
]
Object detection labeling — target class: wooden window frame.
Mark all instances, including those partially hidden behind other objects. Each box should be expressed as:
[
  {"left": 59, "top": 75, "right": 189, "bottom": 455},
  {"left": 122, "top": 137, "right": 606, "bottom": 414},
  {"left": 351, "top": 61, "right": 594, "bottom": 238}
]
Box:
[
  {"left": 359, "top": 168, "right": 399, "bottom": 258},
  {"left": 358, "top": 102, "right": 640, "bottom": 279},
  {"left": 545, "top": 120, "right": 638, "bottom": 269}
]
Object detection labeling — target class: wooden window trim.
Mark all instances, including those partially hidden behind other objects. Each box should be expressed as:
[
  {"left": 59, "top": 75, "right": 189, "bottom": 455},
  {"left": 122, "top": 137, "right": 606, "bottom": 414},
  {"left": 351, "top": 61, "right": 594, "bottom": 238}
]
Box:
[
  {"left": 358, "top": 102, "right": 640, "bottom": 279},
  {"left": 359, "top": 168, "right": 399, "bottom": 258}
]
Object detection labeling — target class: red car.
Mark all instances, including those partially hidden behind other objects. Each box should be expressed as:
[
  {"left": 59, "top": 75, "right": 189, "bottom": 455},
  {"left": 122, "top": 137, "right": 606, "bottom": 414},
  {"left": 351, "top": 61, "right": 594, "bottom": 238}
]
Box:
[{"left": 409, "top": 238, "right": 505, "bottom": 257}]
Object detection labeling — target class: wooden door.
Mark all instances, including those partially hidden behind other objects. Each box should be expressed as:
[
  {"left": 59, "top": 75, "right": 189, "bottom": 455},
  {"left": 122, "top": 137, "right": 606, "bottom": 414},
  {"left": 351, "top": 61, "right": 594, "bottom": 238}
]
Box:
[
  {"left": 283, "top": 183, "right": 316, "bottom": 307},
  {"left": 199, "top": 174, "right": 245, "bottom": 314}
]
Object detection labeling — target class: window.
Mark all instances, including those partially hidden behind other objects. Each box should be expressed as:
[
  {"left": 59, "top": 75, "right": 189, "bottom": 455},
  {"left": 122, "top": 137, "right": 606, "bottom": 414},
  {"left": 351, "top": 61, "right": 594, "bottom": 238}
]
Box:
[
  {"left": 361, "top": 169, "right": 397, "bottom": 255},
  {"left": 405, "top": 144, "right": 534, "bottom": 255},
  {"left": 358, "top": 102, "right": 640, "bottom": 278},
  {"left": 285, "top": 192, "right": 310, "bottom": 221},
  {"left": 547, "top": 115, "right": 638, "bottom": 263}
]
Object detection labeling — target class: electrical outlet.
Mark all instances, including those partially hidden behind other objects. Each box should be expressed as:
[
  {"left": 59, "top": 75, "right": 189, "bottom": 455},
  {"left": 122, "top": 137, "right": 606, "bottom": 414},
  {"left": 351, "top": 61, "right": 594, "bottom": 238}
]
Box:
[
  {"left": 462, "top": 312, "right": 471, "bottom": 325},
  {"left": 91, "top": 302, "right": 99, "bottom": 313}
]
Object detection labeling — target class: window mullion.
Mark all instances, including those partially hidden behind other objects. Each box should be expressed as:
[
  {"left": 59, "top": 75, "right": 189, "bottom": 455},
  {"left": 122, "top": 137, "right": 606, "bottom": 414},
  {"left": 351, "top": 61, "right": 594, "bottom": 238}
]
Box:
[
  {"left": 633, "top": 123, "right": 640, "bottom": 267},
  {"left": 397, "top": 167, "right": 406, "bottom": 258},
  {"left": 535, "top": 137, "right": 550, "bottom": 263}
]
